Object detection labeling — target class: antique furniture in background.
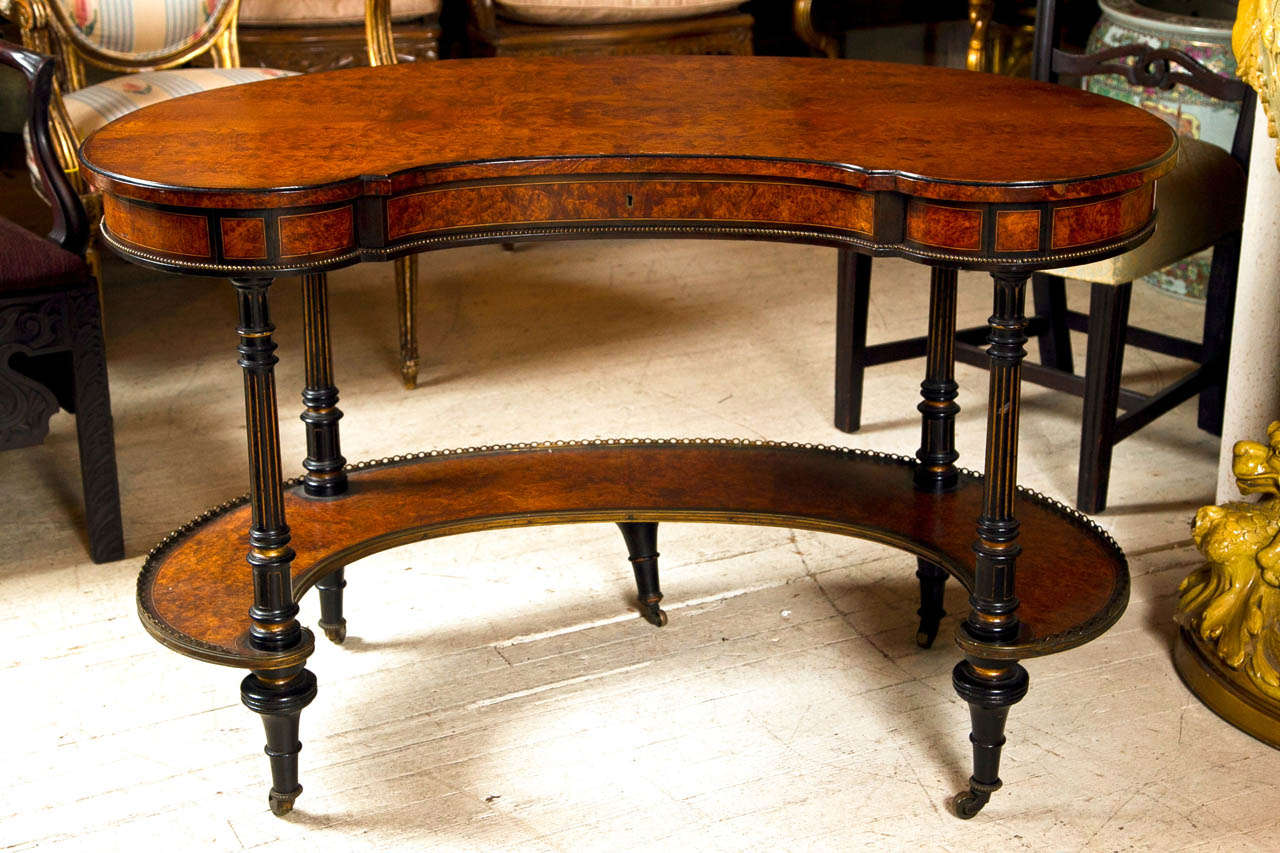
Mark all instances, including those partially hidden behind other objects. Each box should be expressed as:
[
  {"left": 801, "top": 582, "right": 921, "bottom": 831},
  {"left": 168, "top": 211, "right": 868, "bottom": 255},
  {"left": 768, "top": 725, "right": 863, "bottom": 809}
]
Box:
[
  {"left": 466, "top": 0, "right": 751, "bottom": 57},
  {"left": 833, "top": 0, "right": 1252, "bottom": 514},
  {"left": 0, "top": 39, "right": 121, "bottom": 563},
  {"left": 81, "top": 56, "right": 1173, "bottom": 819},
  {"left": 2, "top": 0, "right": 294, "bottom": 276},
  {"left": 237, "top": 0, "right": 441, "bottom": 72},
  {"left": 1085, "top": 0, "right": 1239, "bottom": 301},
  {"left": 366, "top": 0, "right": 756, "bottom": 390},
  {"left": 792, "top": 0, "right": 1035, "bottom": 69}
]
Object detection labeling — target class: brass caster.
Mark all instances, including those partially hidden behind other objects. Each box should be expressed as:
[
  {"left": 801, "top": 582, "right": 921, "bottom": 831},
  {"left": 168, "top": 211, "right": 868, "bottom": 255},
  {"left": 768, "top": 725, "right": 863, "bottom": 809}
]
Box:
[
  {"left": 400, "top": 361, "right": 419, "bottom": 390},
  {"left": 320, "top": 620, "right": 347, "bottom": 644},
  {"left": 269, "top": 785, "right": 302, "bottom": 816},
  {"left": 951, "top": 789, "right": 990, "bottom": 820},
  {"left": 640, "top": 604, "right": 668, "bottom": 627}
]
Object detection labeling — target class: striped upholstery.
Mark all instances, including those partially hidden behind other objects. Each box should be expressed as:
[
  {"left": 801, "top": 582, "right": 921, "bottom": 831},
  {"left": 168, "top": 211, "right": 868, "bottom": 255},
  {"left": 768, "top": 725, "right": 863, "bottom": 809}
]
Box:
[
  {"left": 56, "top": 0, "right": 227, "bottom": 57},
  {"left": 62, "top": 66, "right": 295, "bottom": 138}
]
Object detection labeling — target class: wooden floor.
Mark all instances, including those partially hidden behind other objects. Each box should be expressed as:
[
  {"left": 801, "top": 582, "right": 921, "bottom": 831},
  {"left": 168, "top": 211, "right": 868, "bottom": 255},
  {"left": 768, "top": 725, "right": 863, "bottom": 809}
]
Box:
[{"left": 4, "top": 234, "right": 1277, "bottom": 851}]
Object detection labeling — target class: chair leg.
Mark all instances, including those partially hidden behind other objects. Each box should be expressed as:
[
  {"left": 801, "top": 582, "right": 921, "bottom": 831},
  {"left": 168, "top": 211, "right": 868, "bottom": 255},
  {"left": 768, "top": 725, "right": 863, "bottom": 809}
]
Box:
[
  {"left": 617, "top": 521, "right": 666, "bottom": 626},
  {"left": 834, "top": 249, "right": 872, "bottom": 433},
  {"left": 395, "top": 255, "right": 419, "bottom": 389},
  {"left": 1197, "top": 231, "right": 1242, "bottom": 436},
  {"left": 67, "top": 285, "right": 124, "bottom": 563},
  {"left": 1077, "top": 282, "right": 1131, "bottom": 515},
  {"left": 1030, "top": 272, "right": 1074, "bottom": 372}
]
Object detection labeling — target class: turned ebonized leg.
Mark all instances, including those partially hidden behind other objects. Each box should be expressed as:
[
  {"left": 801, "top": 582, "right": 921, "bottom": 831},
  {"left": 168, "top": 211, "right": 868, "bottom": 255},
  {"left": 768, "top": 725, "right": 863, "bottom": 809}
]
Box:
[
  {"left": 1030, "top": 272, "right": 1074, "bottom": 372},
  {"left": 1077, "top": 282, "right": 1130, "bottom": 515},
  {"left": 316, "top": 568, "right": 347, "bottom": 644},
  {"left": 233, "top": 277, "right": 315, "bottom": 815},
  {"left": 834, "top": 249, "right": 872, "bottom": 433},
  {"left": 951, "top": 271, "right": 1029, "bottom": 818},
  {"left": 951, "top": 657, "right": 1029, "bottom": 819},
  {"left": 915, "top": 560, "right": 948, "bottom": 649},
  {"left": 241, "top": 666, "right": 318, "bottom": 816},
  {"left": 67, "top": 284, "right": 124, "bottom": 563},
  {"left": 301, "top": 272, "right": 347, "bottom": 499},
  {"left": 913, "top": 267, "right": 960, "bottom": 648},
  {"left": 395, "top": 255, "right": 419, "bottom": 389},
  {"left": 300, "top": 272, "right": 349, "bottom": 645},
  {"left": 617, "top": 521, "right": 666, "bottom": 626}
]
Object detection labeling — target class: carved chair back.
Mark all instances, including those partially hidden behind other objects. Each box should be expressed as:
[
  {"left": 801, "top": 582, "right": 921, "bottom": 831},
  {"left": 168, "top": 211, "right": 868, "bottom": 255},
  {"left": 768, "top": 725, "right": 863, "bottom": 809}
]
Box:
[{"left": 1033, "top": 0, "right": 1254, "bottom": 166}]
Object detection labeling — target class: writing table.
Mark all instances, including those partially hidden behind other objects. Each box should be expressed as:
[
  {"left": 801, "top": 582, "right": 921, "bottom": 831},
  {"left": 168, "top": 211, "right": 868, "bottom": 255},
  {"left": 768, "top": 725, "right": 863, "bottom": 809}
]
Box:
[{"left": 80, "top": 56, "right": 1176, "bottom": 819}]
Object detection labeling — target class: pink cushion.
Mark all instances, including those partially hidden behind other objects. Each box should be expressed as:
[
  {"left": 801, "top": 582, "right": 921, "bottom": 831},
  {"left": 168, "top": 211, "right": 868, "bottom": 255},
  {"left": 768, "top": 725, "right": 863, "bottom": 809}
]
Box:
[
  {"left": 239, "top": 0, "right": 443, "bottom": 25},
  {"left": 494, "top": 0, "right": 744, "bottom": 25}
]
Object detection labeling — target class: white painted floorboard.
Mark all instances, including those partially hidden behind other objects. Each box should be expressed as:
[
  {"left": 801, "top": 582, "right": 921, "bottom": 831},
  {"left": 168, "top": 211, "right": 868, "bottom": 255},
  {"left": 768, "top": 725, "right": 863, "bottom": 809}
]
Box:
[{"left": 3, "top": 239, "right": 1275, "bottom": 850}]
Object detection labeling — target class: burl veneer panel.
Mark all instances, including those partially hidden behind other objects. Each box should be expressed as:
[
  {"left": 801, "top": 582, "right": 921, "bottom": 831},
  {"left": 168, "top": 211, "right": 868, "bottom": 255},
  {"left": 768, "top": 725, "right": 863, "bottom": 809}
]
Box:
[
  {"left": 81, "top": 56, "right": 1177, "bottom": 208},
  {"left": 219, "top": 217, "right": 268, "bottom": 260},
  {"left": 279, "top": 207, "right": 354, "bottom": 257},
  {"left": 995, "top": 209, "right": 1042, "bottom": 253},
  {"left": 1051, "top": 185, "right": 1155, "bottom": 250},
  {"left": 386, "top": 180, "right": 875, "bottom": 240},
  {"left": 102, "top": 196, "right": 210, "bottom": 258},
  {"left": 906, "top": 201, "right": 983, "bottom": 251},
  {"left": 142, "top": 444, "right": 1126, "bottom": 664}
]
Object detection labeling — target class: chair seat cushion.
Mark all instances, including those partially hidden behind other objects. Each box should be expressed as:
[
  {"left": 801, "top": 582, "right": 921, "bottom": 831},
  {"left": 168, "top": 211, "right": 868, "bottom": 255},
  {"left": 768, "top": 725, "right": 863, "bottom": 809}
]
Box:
[
  {"left": 1050, "top": 135, "right": 1245, "bottom": 286},
  {"left": 494, "top": 0, "right": 744, "bottom": 26},
  {"left": 62, "top": 67, "right": 297, "bottom": 141},
  {"left": 239, "top": 0, "right": 442, "bottom": 26},
  {"left": 0, "top": 217, "right": 90, "bottom": 293}
]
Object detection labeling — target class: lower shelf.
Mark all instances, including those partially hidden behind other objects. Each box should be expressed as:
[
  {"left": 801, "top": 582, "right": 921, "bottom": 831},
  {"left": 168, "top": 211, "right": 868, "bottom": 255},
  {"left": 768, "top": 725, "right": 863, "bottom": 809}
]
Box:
[{"left": 138, "top": 439, "right": 1129, "bottom": 667}]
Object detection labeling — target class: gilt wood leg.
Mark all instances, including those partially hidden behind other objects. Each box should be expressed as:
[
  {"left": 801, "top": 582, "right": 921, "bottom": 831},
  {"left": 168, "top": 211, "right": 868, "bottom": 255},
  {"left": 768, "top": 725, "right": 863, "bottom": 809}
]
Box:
[
  {"left": 617, "top": 521, "right": 666, "bottom": 626},
  {"left": 395, "top": 255, "right": 419, "bottom": 389}
]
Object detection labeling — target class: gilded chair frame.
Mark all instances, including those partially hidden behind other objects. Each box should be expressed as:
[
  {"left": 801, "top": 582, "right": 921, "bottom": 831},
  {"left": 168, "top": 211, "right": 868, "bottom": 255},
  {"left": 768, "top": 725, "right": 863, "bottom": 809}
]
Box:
[{"left": 5, "top": 0, "right": 246, "bottom": 199}]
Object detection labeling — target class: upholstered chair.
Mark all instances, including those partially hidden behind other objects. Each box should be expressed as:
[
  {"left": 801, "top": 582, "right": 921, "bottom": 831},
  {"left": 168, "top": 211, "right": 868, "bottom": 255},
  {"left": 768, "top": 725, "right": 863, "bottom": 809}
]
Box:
[
  {"left": 4, "top": 0, "right": 295, "bottom": 272},
  {"left": 1, "top": 37, "right": 123, "bottom": 562},
  {"left": 466, "top": 0, "right": 752, "bottom": 57},
  {"left": 237, "top": 0, "right": 442, "bottom": 72}
]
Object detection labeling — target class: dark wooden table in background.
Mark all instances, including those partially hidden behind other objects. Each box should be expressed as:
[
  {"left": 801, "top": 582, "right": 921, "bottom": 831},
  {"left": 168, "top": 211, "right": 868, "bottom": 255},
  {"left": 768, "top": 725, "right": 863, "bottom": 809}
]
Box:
[{"left": 80, "top": 55, "right": 1175, "bottom": 820}]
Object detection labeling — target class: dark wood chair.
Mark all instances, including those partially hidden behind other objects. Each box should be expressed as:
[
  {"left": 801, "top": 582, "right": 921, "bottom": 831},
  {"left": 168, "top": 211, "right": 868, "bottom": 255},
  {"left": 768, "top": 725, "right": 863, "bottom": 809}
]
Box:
[
  {"left": 832, "top": 0, "right": 1253, "bottom": 514},
  {"left": 0, "top": 38, "right": 123, "bottom": 562},
  {"left": 466, "top": 0, "right": 752, "bottom": 57}
]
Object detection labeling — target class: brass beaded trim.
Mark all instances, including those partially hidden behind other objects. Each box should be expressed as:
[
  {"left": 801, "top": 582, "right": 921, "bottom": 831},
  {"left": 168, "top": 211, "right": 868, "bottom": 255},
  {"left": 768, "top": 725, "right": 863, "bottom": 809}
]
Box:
[
  {"left": 137, "top": 438, "right": 1128, "bottom": 667},
  {"left": 103, "top": 220, "right": 1153, "bottom": 275}
]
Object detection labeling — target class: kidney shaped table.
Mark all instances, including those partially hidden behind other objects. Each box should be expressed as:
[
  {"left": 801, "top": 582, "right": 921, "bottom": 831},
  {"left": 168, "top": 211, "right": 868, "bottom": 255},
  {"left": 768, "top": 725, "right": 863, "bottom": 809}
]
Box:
[{"left": 80, "top": 56, "right": 1175, "bottom": 819}]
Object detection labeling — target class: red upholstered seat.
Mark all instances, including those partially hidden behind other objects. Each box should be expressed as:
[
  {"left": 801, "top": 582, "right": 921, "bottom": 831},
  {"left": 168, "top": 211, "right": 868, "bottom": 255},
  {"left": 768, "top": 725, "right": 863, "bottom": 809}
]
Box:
[{"left": 0, "top": 216, "right": 90, "bottom": 293}]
